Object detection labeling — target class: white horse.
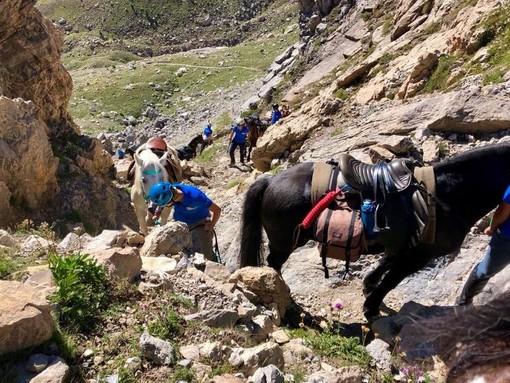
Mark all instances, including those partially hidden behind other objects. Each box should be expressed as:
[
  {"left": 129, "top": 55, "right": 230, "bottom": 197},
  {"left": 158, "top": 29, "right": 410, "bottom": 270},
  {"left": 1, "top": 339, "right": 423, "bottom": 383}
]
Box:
[{"left": 131, "top": 148, "right": 173, "bottom": 235}]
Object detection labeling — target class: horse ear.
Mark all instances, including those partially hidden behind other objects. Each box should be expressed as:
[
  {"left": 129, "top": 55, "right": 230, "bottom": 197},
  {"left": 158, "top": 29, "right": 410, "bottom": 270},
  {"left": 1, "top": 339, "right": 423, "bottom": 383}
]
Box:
[
  {"left": 134, "top": 152, "right": 143, "bottom": 166},
  {"left": 159, "top": 151, "right": 169, "bottom": 165}
]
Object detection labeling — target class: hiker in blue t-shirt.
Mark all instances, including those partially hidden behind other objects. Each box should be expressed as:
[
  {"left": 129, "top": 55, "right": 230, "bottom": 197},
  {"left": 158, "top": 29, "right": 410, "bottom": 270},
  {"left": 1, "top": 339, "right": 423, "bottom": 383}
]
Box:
[
  {"left": 202, "top": 122, "right": 213, "bottom": 146},
  {"left": 148, "top": 182, "right": 221, "bottom": 261},
  {"left": 457, "top": 184, "right": 510, "bottom": 305},
  {"left": 228, "top": 118, "right": 250, "bottom": 166},
  {"left": 270, "top": 103, "right": 282, "bottom": 125}
]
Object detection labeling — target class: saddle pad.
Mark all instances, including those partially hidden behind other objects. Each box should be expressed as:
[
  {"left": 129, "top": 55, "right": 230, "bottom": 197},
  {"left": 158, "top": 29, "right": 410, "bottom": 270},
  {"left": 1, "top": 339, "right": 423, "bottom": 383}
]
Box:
[
  {"left": 311, "top": 162, "right": 336, "bottom": 205},
  {"left": 414, "top": 166, "right": 436, "bottom": 244}
]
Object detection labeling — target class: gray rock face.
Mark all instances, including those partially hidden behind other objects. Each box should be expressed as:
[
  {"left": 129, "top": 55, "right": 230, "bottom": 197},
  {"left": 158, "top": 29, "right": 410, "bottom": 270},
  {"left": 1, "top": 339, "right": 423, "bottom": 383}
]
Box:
[
  {"left": 184, "top": 309, "right": 240, "bottom": 328},
  {"left": 229, "top": 342, "right": 284, "bottom": 376},
  {"left": 0, "top": 97, "right": 59, "bottom": 227},
  {"left": 250, "top": 364, "right": 285, "bottom": 383},
  {"left": 139, "top": 332, "right": 177, "bottom": 366}
]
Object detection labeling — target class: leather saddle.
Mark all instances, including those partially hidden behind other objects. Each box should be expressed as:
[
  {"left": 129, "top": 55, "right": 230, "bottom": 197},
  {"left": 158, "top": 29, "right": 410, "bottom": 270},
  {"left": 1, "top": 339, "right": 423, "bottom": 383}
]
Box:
[
  {"left": 336, "top": 154, "right": 429, "bottom": 243},
  {"left": 339, "top": 154, "right": 415, "bottom": 193}
]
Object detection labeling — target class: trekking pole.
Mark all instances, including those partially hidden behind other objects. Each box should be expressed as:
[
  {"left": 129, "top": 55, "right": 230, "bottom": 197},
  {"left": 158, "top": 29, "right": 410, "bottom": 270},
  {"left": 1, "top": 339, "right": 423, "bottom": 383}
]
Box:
[{"left": 212, "top": 229, "right": 222, "bottom": 264}]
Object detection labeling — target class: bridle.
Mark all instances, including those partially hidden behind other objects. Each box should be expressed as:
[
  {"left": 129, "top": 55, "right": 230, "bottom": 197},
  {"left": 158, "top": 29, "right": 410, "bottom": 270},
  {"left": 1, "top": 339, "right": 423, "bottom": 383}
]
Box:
[{"left": 140, "top": 163, "right": 166, "bottom": 201}]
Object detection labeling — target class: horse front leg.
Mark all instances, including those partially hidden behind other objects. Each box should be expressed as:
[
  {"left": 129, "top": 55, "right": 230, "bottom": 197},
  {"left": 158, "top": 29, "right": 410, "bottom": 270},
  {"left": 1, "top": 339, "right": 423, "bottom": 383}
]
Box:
[
  {"left": 363, "top": 251, "right": 431, "bottom": 320},
  {"left": 132, "top": 193, "right": 149, "bottom": 235},
  {"left": 363, "top": 255, "right": 392, "bottom": 297}
]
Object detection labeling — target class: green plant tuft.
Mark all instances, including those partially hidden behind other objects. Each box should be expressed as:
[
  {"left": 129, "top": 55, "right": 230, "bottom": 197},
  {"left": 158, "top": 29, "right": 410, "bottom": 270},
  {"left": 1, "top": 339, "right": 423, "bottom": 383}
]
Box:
[
  {"left": 288, "top": 328, "right": 371, "bottom": 369},
  {"left": 226, "top": 178, "right": 242, "bottom": 189},
  {"left": 422, "top": 55, "right": 454, "bottom": 93},
  {"left": 147, "top": 308, "right": 183, "bottom": 340},
  {"left": 49, "top": 253, "right": 108, "bottom": 331},
  {"left": 335, "top": 88, "right": 349, "bottom": 101},
  {"left": 170, "top": 366, "right": 196, "bottom": 382}
]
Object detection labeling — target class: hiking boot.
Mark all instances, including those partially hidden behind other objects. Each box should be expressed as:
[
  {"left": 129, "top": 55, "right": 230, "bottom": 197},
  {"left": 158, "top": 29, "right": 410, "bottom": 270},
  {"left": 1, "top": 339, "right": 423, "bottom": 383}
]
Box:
[
  {"left": 229, "top": 162, "right": 235, "bottom": 167},
  {"left": 456, "top": 266, "right": 489, "bottom": 306}
]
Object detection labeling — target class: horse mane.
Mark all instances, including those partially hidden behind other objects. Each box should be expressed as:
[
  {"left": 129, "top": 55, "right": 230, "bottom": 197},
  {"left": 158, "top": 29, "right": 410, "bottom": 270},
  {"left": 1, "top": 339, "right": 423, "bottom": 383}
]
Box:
[{"left": 436, "top": 142, "right": 510, "bottom": 168}]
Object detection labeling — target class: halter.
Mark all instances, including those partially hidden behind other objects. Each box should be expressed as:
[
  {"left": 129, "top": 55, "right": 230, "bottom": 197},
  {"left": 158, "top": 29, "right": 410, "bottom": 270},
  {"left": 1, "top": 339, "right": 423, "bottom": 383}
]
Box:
[{"left": 140, "top": 166, "right": 164, "bottom": 201}]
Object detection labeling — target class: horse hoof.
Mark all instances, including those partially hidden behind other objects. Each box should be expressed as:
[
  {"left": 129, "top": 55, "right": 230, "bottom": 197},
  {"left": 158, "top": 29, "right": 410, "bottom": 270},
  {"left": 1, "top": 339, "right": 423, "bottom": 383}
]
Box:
[{"left": 363, "top": 307, "right": 381, "bottom": 322}]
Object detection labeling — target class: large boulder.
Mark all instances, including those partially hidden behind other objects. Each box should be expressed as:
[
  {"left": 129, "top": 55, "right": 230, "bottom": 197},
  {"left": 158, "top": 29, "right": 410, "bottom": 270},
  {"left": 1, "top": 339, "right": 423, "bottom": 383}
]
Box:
[
  {"left": 229, "top": 267, "right": 291, "bottom": 320},
  {"left": 140, "top": 222, "right": 191, "bottom": 257},
  {"left": 0, "top": 281, "right": 54, "bottom": 356},
  {"left": 0, "top": 97, "right": 59, "bottom": 227},
  {"left": 0, "top": 0, "right": 74, "bottom": 127},
  {"left": 88, "top": 247, "right": 142, "bottom": 281}
]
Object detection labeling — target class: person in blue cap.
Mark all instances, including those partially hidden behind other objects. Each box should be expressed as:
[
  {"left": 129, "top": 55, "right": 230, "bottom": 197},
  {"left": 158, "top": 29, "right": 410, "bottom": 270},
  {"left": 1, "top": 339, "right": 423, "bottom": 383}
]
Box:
[
  {"left": 202, "top": 122, "right": 213, "bottom": 146},
  {"left": 228, "top": 117, "right": 250, "bottom": 166},
  {"left": 149, "top": 182, "right": 221, "bottom": 261},
  {"left": 270, "top": 103, "right": 282, "bottom": 125}
]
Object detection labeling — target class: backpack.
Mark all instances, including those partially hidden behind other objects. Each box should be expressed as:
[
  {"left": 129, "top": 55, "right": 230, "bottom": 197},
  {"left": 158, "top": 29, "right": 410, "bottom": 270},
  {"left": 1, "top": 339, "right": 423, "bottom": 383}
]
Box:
[{"left": 313, "top": 198, "right": 366, "bottom": 277}]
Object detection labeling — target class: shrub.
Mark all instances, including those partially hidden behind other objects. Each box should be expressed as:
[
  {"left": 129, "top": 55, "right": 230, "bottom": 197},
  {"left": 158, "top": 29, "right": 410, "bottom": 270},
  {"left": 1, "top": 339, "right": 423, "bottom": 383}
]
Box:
[
  {"left": 421, "top": 55, "right": 454, "bottom": 93},
  {"left": 147, "top": 308, "right": 183, "bottom": 340},
  {"left": 0, "top": 250, "right": 17, "bottom": 279},
  {"left": 170, "top": 366, "right": 195, "bottom": 382},
  {"left": 49, "top": 253, "right": 108, "bottom": 331}
]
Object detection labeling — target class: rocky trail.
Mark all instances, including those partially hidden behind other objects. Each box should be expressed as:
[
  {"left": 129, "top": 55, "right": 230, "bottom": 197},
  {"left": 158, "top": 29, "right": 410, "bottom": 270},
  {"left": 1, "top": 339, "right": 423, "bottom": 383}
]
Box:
[{"left": 3, "top": 0, "right": 510, "bottom": 382}]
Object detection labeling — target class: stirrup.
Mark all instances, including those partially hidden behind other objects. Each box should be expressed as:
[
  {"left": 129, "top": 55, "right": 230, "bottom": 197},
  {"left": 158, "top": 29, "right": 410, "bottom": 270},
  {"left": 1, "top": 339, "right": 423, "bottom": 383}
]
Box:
[{"left": 373, "top": 204, "right": 390, "bottom": 233}]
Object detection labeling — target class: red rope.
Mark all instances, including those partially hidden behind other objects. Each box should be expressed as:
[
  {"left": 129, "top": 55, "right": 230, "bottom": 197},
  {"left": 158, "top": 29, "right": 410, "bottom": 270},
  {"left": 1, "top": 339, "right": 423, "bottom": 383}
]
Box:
[{"left": 301, "top": 189, "right": 342, "bottom": 229}]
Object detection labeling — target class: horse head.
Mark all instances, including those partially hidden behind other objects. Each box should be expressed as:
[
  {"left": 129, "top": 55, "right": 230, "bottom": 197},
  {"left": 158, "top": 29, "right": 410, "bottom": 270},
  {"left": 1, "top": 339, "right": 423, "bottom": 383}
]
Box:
[{"left": 134, "top": 148, "right": 169, "bottom": 200}]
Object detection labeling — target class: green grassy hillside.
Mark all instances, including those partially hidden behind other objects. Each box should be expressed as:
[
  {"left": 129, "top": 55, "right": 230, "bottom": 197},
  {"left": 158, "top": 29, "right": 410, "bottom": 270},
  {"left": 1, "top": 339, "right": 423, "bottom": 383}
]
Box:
[
  {"left": 38, "top": 0, "right": 291, "bottom": 55},
  {"left": 37, "top": 0, "right": 299, "bottom": 135}
]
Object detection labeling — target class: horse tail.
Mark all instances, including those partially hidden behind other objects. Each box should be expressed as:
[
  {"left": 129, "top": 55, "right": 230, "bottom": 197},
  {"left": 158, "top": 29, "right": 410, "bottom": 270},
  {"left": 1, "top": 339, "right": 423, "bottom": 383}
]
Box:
[{"left": 240, "top": 177, "right": 270, "bottom": 268}]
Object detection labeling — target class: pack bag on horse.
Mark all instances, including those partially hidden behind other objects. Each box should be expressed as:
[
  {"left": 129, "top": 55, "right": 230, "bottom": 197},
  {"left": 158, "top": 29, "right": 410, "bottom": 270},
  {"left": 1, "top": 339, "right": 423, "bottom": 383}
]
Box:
[
  {"left": 239, "top": 142, "right": 510, "bottom": 320},
  {"left": 244, "top": 113, "right": 268, "bottom": 162},
  {"left": 129, "top": 137, "right": 183, "bottom": 235},
  {"left": 293, "top": 155, "right": 427, "bottom": 277}
]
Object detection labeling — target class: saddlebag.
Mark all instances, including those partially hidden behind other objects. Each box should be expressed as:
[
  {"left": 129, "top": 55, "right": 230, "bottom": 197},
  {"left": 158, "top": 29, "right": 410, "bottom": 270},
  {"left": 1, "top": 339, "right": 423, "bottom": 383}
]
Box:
[{"left": 314, "top": 199, "right": 366, "bottom": 277}]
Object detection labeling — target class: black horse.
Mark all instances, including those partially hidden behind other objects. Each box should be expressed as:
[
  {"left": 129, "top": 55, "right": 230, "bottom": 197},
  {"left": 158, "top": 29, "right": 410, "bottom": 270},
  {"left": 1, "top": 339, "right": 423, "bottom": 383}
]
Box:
[
  {"left": 177, "top": 134, "right": 206, "bottom": 161},
  {"left": 239, "top": 143, "right": 510, "bottom": 319}
]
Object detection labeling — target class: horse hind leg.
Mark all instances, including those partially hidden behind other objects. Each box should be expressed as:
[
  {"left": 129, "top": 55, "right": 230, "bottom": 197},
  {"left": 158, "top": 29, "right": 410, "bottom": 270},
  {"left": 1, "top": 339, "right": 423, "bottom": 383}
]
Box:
[{"left": 267, "top": 244, "right": 292, "bottom": 274}]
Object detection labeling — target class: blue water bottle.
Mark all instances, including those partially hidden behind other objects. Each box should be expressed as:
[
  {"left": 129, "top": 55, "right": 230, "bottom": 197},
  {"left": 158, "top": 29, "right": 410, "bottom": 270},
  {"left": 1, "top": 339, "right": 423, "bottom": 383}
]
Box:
[{"left": 361, "top": 199, "right": 377, "bottom": 239}]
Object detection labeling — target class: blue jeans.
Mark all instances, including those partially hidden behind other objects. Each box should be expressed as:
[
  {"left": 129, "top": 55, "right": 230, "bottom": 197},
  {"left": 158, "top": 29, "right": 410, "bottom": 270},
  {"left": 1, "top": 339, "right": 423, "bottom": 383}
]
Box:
[{"left": 475, "top": 230, "right": 510, "bottom": 278}]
